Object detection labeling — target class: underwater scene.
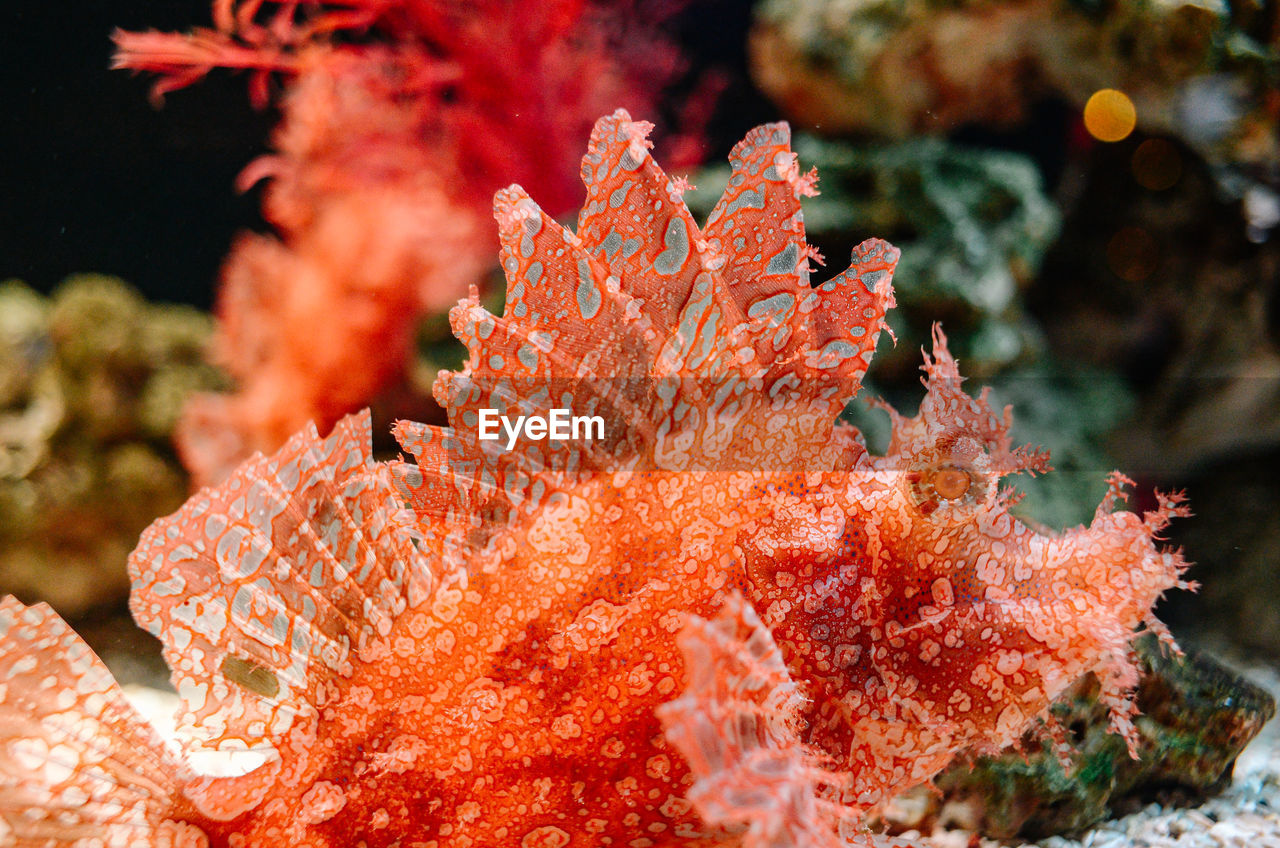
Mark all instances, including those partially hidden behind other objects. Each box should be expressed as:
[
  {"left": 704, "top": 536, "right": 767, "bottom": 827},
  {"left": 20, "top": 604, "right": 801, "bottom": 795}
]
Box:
[{"left": 2, "top": 0, "right": 1280, "bottom": 845}]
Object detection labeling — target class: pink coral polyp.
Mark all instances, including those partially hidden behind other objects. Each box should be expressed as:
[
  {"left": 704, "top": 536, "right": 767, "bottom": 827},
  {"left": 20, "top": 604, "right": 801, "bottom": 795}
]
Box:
[{"left": 0, "top": 111, "right": 1190, "bottom": 848}]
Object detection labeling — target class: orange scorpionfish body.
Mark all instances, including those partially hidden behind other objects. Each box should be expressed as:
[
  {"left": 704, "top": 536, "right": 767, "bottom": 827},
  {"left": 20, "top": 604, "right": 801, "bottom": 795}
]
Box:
[{"left": 0, "top": 111, "right": 1192, "bottom": 848}]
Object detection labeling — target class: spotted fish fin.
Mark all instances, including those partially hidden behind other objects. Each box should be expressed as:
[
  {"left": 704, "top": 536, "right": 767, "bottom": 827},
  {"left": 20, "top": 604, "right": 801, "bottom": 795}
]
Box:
[
  {"left": 404, "top": 110, "right": 900, "bottom": 531},
  {"left": 409, "top": 160, "right": 679, "bottom": 531},
  {"left": 389, "top": 420, "right": 469, "bottom": 527},
  {"left": 437, "top": 189, "right": 663, "bottom": 469},
  {"left": 702, "top": 121, "right": 821, "bottom": 303},
  {"left": 0, "top": 598, "right": 207, "bottom": 847},
  {"left": 644, "top": 238, "right": 897, "bottom": 472},
  {"left": 576, "top": 110, "right": 707, "bottom": 330},
  {"left": 127, "top": 410, "right": 434, "bottom": 756},
  {"left": 644, "top": 122, "right": 896, "bottom": 471},
  {"left": 704, "top": 122, "right": 897, "bottom": 394},
  {"left": 657, "top": 594, "right": 850, "bottom": 848},
  {"left": 387, "top": 419, "right": 508, "bottom": 565}
]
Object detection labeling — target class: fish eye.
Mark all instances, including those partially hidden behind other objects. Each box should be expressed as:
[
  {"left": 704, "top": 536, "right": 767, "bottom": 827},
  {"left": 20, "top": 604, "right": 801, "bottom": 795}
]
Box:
[{"left": 932, "top": 466, "right": 972, "bottom": 500}]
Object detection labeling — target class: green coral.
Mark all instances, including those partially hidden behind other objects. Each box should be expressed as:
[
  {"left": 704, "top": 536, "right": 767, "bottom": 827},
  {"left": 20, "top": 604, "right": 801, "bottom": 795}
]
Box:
[{"left": 0, "top": 275, "right": 223, "bottom": 616}]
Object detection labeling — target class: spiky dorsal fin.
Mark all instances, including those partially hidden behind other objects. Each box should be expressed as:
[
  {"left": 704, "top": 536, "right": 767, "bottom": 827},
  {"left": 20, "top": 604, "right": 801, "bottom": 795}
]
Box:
[
  {"left": 393, "top": 109, "right": 899, "bottom": 536},
  {"left": 436, "top": 186, "right": 663, "bottom": 475},
  {"left": 577, "top": 111, "right": 707, "bottom": 330},
  {"left": 128, "top": 410, "right": 435, "bottom": 757},
  {"left": 881, "top": 325, "right": 1049, "bottom": 482},
  {"left": 0, "top": 598, "right": 205, "bottom": 847},
  {"left": 706, "top": 122, "right": 896, "bottom": 397}
]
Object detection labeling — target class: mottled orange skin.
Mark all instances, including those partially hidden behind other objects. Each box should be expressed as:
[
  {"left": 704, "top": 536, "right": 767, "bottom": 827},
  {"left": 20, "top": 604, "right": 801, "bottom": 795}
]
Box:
[
  {"left": 0, "top": 111, "right": 1190, "bottom": 848},
  {"left": 186, "top": 471, "right": 760, "bottom": 846}
]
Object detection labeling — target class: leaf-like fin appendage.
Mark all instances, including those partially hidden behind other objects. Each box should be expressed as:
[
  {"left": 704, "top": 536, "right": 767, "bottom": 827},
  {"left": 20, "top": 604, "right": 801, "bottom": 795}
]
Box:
[
  {"left": 128, "top": 410, "right": 433, "bottom": 757},
  {"left": 657, "top": 594, "right": 852, "bottom": 848},
  {"left": 396, "top": 110, "right": 900, "bottom": 538},
  {"left": 0, "top": 598, "right": 206, "bottom": 847}
]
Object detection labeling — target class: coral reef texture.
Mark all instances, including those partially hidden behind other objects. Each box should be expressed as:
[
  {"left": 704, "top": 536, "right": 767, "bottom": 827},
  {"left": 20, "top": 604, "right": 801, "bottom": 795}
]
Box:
[
  {"left": 0, "top": 113, "right": 1194, "bottom": 847},
  {"left": 750, "top": 0, "right": 1280, "bottom": 175},
  {"left": 880, "top": 633, "right": 1276, "bottom": 839},
  {"left": 0, "top": 275, "right": 218, "bottom": 615}
]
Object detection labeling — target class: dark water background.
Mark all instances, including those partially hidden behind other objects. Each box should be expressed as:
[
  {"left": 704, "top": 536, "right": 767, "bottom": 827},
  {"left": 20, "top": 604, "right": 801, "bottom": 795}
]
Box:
[{"left": 5, "top": 0, "right": 272, "bottom": 308}]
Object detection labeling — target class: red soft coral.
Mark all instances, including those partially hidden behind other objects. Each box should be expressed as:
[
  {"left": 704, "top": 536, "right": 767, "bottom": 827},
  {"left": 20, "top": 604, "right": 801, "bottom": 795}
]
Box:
[{"left": 116, "top": 0, "right": 703, "bottom": 485}]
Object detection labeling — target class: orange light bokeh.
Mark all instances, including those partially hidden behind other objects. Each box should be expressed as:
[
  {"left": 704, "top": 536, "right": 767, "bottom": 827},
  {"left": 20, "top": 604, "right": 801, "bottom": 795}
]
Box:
[{"left": 1084, "top": 89, "right": 1137, "bottom": 143}]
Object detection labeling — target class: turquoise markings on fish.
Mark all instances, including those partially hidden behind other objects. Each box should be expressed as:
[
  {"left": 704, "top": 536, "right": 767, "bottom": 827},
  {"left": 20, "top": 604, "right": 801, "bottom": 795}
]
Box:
[
  {"left": 765, "top": 242, "right": 799, "bottom": 276},
  {"left": 812, "top": 339, "right": 859, "bottom": 368},
  {"left": 724, "top": 188, "right": 765, "bottom": 217},
  {"left": 610, "top": 182, "right": 633, "bottom": 209},
  {"left": 860, "top": 268, "right": 888, "bottom": 293},
  {"left": 520, "top": 212, "right": 542, "bottom": 258},
  {"left": 747, "top": 292, "right": 796, "bottom": 324},
  {"left": 654, "top": 217, "right": 689, "bottom": 276},
  {"left": 601, "top": 230, "right": 623, "bottom": 260},
  {"left": 577, "top": 259, "right": 602, "bottom": 319}
]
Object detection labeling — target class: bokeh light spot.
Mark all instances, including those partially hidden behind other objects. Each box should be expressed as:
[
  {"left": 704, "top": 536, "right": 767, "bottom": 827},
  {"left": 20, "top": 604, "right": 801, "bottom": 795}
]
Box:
[
  {"left": 1106, "top": 226, "right": 1159, "bottom": 282},
  {"left": 1131, "top": 138, "right": 1182, "bottom": 190},
  {"left": 1084, "top": 89, "right": 1137, "bottom": 142}
]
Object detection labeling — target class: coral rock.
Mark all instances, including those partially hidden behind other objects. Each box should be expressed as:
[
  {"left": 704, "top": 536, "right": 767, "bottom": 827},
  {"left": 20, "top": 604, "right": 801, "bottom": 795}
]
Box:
[
  {"left": 0, "top": 276, "right": 219, "bottom": 616},
  {"left": 876, "top": 634, "right": 1276, "bottom": 839}
]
